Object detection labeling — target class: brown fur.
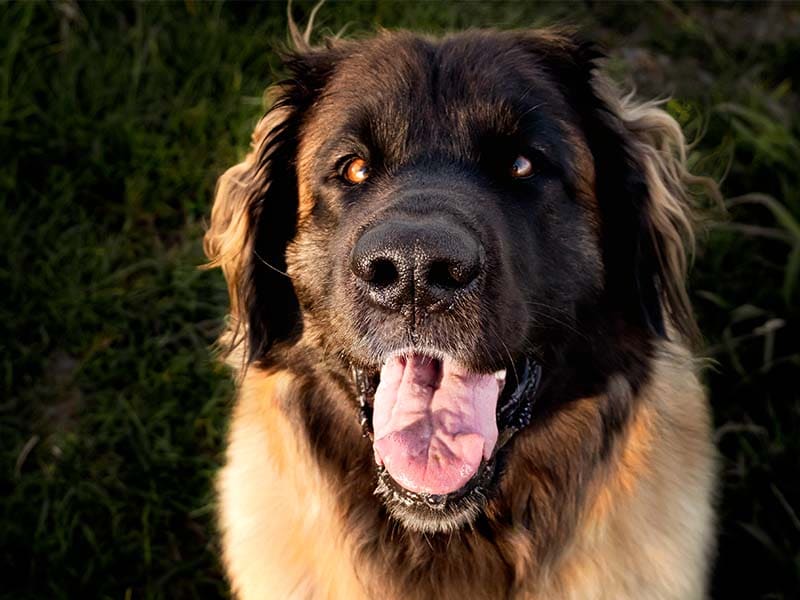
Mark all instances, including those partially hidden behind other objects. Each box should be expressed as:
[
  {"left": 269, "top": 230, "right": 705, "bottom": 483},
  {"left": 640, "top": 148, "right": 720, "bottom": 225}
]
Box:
[
  {"left": 206, "top": 27, "right": 718, "bottom": 599},
  {"left": 217, "top": 346, "right": 715, "bottom": 599}
]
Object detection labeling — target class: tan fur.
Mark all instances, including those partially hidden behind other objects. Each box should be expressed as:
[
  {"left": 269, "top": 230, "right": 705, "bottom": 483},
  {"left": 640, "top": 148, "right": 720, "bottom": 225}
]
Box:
[
  {"left": 218, "top": 369, "right": 367, "bottom": 599},
  {"left": 536, "top": 345, "right": 716, "bottom": 599},
  {"left": 218, "top": 345, "right": 715, "bottom": 599}
]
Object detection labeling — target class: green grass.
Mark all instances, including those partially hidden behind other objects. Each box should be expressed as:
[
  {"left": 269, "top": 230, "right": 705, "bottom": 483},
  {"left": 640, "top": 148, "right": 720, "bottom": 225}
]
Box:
[{"left": 1, "top": 1, "right": 797, "bottom": 598}]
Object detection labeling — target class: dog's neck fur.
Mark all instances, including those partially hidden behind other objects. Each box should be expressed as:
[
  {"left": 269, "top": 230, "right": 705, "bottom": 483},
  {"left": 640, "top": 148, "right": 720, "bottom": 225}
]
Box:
[{"left": 217, "top": 341, "right": 715, "bottom": 599}]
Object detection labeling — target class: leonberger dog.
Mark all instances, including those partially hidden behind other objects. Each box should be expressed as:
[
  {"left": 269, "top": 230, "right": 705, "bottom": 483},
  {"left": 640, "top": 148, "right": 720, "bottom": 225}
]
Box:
[{"left": 204, "top": 23, "right": 717, "bottom": 600}]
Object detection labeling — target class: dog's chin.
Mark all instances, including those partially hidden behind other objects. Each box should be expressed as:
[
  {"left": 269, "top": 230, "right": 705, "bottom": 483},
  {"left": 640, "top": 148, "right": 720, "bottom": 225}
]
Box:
[
  {"left": 374, "top": 459, "right": 497, "bottom": 534},
  {"left": 351, "top": 349, "right": 541, "bottom": 534}
]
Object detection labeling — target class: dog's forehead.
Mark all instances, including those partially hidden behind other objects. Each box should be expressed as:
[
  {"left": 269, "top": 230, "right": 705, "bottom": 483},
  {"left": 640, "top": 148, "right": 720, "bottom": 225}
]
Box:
[
  {"left": 331, "top": 31, "right": 558, "bottom": 96},
  {"left": 305, "top": 31, "right": 576, "bottom": 153}
]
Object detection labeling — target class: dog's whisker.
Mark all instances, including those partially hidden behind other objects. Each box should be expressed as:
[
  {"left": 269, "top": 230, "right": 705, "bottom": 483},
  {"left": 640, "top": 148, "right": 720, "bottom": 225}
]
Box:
[
  {"left": 523, "top": 301, "right": 588, "bottom": 340},
  {"left": 253, "top": 249, "right": 291, "bottom": 278}
]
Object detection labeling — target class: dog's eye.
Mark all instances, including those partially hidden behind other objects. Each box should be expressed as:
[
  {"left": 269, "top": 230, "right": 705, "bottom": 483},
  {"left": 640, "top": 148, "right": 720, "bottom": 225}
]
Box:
[
  {"left": 510, "top": 155, "right": 534, "bottom": 179},
  {"left": 343, "top": 157, "right": 370, "bottom": 185}
]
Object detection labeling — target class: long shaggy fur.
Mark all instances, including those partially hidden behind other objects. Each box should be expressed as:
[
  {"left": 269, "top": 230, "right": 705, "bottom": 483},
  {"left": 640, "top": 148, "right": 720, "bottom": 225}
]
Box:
[{"left": 205, "top": 27, "right": 718, "bottom": 600}]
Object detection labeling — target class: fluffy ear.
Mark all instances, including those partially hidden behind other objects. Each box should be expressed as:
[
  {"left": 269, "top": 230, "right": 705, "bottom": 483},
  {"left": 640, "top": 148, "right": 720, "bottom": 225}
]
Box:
[
  {"left": 204, "top": 45, "right": 342, "bottom": 364},
  {"left": 600, "top": 92, "right": 716, "bottom": 344},
  {"left": 522, "top": 29, "right": 716, "bottom": 344},
  {"left": 203, "top": 103, "right": 298, "bottom": 364},
  {"left": 589, "top": 81, "right": 720, "bottom": 345}
]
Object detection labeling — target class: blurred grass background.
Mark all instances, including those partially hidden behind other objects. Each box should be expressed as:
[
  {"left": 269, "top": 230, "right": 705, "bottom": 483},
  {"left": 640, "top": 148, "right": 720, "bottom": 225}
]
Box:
[{"left": 0, "top": 1, "right": 797, "bottom": 598}]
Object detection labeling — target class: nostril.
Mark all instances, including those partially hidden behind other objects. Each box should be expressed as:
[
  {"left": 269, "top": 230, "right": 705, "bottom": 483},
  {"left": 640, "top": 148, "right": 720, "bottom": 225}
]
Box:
[
  {"left": 370, "top": 258, "right": 399, "bottom": 288},
  {"left": 427, "top": 260, "right": 477, "bottom": 290}
]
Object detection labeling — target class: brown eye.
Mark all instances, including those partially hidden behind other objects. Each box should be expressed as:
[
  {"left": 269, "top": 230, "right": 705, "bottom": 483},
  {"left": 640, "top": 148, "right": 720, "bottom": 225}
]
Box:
[
  {"left": 343, "top": 157, "right": 370, "bottom": 184},
  {"left": 510, "top": 154, "right": 533, "bottom": 179}
]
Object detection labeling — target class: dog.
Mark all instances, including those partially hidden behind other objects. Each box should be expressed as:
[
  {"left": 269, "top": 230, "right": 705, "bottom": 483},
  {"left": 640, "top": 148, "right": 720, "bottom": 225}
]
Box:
[{"left": 204, "top": 24, "right": 717, "bottom": 600}]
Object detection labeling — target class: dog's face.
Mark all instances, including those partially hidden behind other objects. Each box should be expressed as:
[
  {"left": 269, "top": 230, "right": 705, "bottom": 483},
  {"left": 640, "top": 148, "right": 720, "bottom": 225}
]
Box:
[
  {"left": 290, "top": 31, "right": 603, "bottom": 373},
  {"left": 207, "top": 29, "right": 694, "bottom": 533}
]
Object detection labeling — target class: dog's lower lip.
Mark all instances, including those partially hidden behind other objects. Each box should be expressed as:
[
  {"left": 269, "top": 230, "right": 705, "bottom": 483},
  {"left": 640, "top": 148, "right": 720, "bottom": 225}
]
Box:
[{"left": 375, "top": 456, "right": 497, "bottom": 511}]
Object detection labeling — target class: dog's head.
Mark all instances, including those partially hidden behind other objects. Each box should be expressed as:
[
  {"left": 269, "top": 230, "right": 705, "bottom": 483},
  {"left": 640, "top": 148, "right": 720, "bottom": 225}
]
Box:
[{"left": 206, "top": 28, "right": 699, "bottom": 533}]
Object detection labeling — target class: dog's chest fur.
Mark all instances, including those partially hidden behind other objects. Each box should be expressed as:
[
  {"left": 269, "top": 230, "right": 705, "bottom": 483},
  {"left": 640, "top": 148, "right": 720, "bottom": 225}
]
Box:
[{"left": 216, "top": 345, "right": 715, "bottom": 600}]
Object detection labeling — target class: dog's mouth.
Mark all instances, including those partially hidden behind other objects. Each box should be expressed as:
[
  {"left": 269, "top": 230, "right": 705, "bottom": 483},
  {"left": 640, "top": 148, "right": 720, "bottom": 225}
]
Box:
[{"left": 351, "top": 352, "right": 541, "bottom": 531}]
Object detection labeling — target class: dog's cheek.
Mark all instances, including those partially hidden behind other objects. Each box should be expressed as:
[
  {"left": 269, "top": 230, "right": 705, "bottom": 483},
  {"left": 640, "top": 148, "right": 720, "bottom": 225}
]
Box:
[
  {"left": 286, "top": 227, "right": 336, "bottom": 324},
  {"left": 479, "top": 249, "right": 531, "bottom": 360},
  {"left": 285, "top": 218, "right": 363, "bottom": 356},
  {"left": 554, "top": 217, "right": 604, "bottom": 307},
  {"left": 537, "top": 229, "right": 602, "bottom": 307},
  {"left": 514, "top": 194, "right": 604, "bottom": 342}
]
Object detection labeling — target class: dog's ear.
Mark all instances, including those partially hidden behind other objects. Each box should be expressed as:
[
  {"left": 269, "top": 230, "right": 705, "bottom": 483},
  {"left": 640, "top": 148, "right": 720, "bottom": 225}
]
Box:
[
  {"left": 520, "top": 29, "right": 715, "bottom": 344},
  {"left": 204, "top": 45, "right": 342, "bottom": 364},
  {"left": 589, "top": 92, "right": 711, "bottom": 345}
]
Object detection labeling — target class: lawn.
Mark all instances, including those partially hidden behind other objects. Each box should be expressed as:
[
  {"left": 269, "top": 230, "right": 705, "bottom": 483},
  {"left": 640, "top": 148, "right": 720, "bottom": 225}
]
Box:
[{"left": 1, "top": 1, "right": 798, "bottom": 598}]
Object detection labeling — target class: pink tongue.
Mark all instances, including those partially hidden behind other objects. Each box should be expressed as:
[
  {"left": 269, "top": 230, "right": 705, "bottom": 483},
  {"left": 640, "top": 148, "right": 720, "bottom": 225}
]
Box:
[{"left": 372, "top": 355, "right": 500, "bottom": 495}]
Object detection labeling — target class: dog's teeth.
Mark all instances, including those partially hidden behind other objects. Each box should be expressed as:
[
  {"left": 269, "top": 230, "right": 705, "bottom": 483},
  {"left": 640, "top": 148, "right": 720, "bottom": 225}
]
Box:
[
  {"left": 494, "top": 369, "right": 506, "bottom": 391},
  {"left": 495, "top": 371, "right": 507, "bottom": 392}
]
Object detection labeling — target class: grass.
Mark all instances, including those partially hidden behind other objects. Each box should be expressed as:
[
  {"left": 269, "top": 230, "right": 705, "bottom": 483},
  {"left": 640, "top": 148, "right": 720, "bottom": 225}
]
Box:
[{"left": 1, "top": 1, "right": 797, "bottom": 598}]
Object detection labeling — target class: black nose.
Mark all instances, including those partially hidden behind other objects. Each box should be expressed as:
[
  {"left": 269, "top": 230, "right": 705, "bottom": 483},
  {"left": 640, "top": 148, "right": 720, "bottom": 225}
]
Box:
[{"left": 350, "top": 216, "right": 483, "bottom": 313}]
